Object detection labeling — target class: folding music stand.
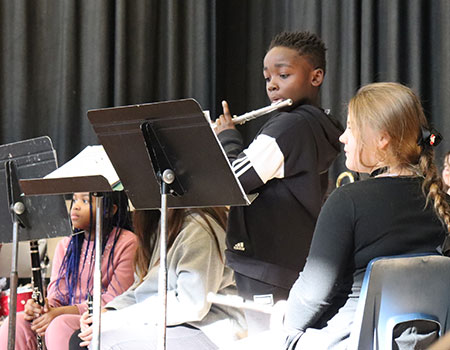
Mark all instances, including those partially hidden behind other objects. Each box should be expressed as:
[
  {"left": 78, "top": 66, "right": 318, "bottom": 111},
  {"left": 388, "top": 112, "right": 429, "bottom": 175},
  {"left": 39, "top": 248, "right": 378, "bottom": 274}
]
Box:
[
  {"left": 20, "top": 171, "right": 116, "bottom": 350},
  {"left": 87, "top": 98, "right": 251, "bottom": 350},
  {"left": 0, "top": 136, "right": 72, "bottom": 350}
]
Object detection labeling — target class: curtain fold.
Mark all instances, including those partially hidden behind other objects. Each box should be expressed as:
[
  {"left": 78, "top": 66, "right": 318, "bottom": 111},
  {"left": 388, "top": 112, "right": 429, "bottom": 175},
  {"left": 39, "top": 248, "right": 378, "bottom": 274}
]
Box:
[{"left": 0, "top": 0, "right": 449, "bottom": 173}]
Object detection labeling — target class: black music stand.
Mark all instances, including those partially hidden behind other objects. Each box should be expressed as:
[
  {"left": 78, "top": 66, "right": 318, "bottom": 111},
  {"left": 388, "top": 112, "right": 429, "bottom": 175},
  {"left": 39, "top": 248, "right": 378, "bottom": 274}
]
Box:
[
  {"left": 20, "top": 173, "right": 115, "bottom": 350},
  {"left": 87, "top": 98, "right": 251, "bottom": 350},
  {"left": 0, "top": 137, "right": 72, "bottom": 350}
]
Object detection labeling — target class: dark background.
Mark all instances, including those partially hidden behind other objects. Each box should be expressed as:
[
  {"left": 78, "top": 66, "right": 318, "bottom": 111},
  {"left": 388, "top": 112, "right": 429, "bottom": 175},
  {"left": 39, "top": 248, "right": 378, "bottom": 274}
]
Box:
[{"left": 1, "top": 0, "right": 449, "bottom": 182}]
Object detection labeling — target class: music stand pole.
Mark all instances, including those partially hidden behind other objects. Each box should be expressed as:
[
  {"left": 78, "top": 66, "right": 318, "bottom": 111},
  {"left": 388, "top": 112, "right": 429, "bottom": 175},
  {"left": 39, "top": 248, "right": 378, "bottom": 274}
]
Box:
[
  {"left": 7, "top": 218, "right": 20, "bottom": 350},
  {"left": 86, "top": 98, "right": 252, "bottom": 350},
  {"left": 157, "top": 170, "right": 175, "bottom": 350},
  {"left": 0, "top": 138, "right": 73, "bottom": 350},
  {"left": 6, "top": 160, "right": 29, "bottom": 350},
  {"left": 91, "top": 193, "right": 104, "bottom": 350}
]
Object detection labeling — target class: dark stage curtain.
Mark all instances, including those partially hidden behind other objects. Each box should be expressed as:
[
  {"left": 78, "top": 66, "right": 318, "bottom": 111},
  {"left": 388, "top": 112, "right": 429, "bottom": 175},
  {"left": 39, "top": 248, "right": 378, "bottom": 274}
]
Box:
[{"left": 1, "top": 0, "right": 449, "bottom": 180}]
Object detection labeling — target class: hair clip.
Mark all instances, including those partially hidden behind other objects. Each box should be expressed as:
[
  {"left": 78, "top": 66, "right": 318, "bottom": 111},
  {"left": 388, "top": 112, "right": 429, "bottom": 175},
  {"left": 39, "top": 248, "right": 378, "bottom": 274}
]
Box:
[
  {"left": 369, "top": 167, "right": 388, "bottom": 177},
  {"left": 418, "top": 126, "right": 443, "bottom": 148}
]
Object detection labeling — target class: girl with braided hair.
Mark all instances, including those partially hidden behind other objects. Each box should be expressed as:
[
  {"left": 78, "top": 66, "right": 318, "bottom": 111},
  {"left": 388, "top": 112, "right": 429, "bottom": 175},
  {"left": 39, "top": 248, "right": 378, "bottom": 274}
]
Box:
[
  {"left": 282, "top": 82, "right": 450, "bottom": 349},
  {"left": 442, "top": 151, "right": 450, "bottom": 195},
  {"left": 0, "top": 191, "right": 137, "bottom": 350}
]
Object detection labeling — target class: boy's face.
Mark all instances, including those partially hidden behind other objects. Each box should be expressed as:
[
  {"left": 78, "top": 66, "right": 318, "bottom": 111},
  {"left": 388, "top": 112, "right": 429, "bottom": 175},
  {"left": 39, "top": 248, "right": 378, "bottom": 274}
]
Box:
[{"left": 263, "top": 46, "right": 322, "bottom": 105}]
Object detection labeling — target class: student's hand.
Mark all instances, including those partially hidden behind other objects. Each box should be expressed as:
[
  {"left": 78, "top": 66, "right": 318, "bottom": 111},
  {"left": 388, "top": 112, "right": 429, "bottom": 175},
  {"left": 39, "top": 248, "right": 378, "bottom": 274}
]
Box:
[
  {"left": 78, "top": 310, "right": 94, "bottom": 347},
  {"left": 215, "top": 100, "right": 237, "bottom": 134},
  {"left": 31, "top": 299, "right": 59, "bottom": 336},
  {"left": 78, "top": 308, "right": 108, "bottom": 347},
  {"left": 270, "top": 300, "right": 287, "bottom": 331},
  {"left": 23, "top": 298, "right": 44, "bottom": 321}
]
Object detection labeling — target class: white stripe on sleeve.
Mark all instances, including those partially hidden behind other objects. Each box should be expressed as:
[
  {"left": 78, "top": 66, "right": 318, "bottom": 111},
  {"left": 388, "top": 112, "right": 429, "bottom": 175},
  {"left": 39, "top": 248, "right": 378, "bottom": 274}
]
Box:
[{"left": 232, "top": 134, "right": 284, "bottom": 184}]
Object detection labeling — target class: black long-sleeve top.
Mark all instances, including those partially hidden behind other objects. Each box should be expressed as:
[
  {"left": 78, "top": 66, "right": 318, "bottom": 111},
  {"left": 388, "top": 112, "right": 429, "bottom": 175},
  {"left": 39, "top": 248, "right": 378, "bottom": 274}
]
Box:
[{"left": 284, "top": 177, "right": 447, "bottom": 349}]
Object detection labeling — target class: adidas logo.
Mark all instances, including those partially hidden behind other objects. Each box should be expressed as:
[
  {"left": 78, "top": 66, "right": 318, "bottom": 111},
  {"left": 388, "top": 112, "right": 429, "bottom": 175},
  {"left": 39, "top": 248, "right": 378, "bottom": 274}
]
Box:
[{"left": 233, "top": 242, "right": 245, "bottom": 251}]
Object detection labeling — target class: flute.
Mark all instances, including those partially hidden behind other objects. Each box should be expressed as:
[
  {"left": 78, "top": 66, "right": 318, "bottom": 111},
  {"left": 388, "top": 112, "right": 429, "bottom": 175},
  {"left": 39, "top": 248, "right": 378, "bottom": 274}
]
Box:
[{"left": 211, "top": 98, "right": 293, "bottom": 128}]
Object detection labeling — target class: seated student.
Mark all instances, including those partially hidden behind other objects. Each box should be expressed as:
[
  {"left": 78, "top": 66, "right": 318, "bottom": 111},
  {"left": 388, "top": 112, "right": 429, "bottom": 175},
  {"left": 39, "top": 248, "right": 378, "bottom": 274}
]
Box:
[
  {"left": 442, "top": 151, "right": 450, "bottom": 195},
  {"left": 69, "top": 208, "right": 246, "bottom": 350},
  {"left": 284, "top": 82, "right": 450, "bottom": 349},
  {"left": 0, "top": 191, "right": 136, "bottom": 350}
]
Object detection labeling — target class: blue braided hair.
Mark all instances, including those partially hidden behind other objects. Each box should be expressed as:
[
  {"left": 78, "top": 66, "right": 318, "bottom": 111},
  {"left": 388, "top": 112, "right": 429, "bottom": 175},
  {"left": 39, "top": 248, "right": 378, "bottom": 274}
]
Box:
[{"left": 54, "top": 191, "right": 132, "bottom": 306}]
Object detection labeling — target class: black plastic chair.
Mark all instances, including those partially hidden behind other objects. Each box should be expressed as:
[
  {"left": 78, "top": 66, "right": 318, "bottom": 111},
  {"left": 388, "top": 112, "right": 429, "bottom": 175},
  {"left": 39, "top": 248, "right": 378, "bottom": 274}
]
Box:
[{"left": 347, "top": 254, "right": 450, "bottom": 350}]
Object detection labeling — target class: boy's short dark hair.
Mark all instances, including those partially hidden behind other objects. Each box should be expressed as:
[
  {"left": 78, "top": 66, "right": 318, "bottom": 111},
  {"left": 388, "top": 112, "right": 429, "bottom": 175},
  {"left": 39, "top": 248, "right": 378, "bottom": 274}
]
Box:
[{"left": 268, "top": 31, "right": 327, "bottom": 74}]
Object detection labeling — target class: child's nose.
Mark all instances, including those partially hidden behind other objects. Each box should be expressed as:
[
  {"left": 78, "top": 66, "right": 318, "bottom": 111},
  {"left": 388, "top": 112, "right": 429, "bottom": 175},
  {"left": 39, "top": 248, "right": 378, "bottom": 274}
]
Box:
[{"left": 267, "top": 81, "right": 278, "bottom": 91}]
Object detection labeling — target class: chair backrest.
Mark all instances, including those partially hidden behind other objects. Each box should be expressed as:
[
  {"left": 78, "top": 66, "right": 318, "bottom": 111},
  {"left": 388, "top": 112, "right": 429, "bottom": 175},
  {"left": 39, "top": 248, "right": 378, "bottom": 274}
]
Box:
[{"left": 347, "top": 254, "right": 450, "bottom": 350}]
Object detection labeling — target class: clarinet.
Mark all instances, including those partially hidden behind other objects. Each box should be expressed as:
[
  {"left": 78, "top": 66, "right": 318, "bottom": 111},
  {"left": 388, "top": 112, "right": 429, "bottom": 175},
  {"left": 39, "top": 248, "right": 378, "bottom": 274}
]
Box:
[
  {"left": 87, "top": 294, "right": 93, "bottom": 316},
  {"left": 30, "top": 240, "right": 46, "bottom": 350}
]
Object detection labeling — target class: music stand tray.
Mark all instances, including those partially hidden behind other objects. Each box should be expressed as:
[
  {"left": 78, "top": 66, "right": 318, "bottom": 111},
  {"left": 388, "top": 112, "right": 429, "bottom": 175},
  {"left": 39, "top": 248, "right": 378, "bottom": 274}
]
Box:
[
  {"left": 87, "top": 98, "right": 251, "bottom": 350},
  {"left": 87, "top": 98, "right": 251, "bottom": 210},
  {"left": 20, "top": 174, "right": 113, "bottom": 350},
  {"left": 0, "top": 137, "right": 71, "bottom": 243},
  {"left": 0, "top": 136, "right": 72, "bottom": 350}
]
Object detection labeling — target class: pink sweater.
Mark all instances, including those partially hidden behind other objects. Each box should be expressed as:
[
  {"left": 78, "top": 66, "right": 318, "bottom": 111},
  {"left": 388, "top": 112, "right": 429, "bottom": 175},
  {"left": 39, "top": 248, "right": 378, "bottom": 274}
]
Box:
[
  {"left": 47, "top": 228, "right": 137, "bottom": 314},
  {"left": 0, "top": 228, "right": 136, "bottom": 350}
]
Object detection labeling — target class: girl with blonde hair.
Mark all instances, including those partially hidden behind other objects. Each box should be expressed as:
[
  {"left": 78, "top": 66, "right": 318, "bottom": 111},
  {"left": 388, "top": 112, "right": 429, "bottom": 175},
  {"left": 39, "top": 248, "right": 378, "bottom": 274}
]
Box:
[{"left": 284, "top": 82, "right": 449, "bottom": 349}]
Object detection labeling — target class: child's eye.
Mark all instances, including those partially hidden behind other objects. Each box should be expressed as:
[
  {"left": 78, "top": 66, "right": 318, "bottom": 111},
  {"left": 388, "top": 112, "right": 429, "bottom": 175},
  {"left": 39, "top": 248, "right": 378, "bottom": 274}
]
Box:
[
  {"left": 264, "top": 77, "right": 271, "bottom": 83},
  {"left": 280, "top": 74, "right": 289, "bottom": 79},
  {"left": 83, "top": 199, "right": 90, "bottom": 204}
]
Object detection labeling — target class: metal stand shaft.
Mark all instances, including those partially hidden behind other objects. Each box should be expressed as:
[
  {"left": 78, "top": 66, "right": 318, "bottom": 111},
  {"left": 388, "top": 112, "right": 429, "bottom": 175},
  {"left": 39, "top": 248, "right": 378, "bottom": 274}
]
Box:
[
  {"left": 157, "top": 170, "right": 175, "bottom": 350},
  {"left": 91, "top": 193, "right": 104, "bottom": 350},
  {"left": 7, "top": 220, "right": 19, "bottom": 350}
]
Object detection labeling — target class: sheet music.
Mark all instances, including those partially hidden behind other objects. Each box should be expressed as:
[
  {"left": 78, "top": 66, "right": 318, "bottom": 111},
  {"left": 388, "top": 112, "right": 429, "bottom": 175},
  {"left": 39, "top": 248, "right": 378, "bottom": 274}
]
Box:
[{"left": 44, "top": 145, "right": 122, "bottom": 190}]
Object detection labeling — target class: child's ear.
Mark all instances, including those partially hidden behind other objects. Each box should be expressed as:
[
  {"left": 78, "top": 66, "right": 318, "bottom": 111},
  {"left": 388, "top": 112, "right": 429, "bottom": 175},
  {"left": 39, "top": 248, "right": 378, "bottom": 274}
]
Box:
[
  {"left": 377, "top": 131, "right": 391, "bottom": 151},
  {"left": 311, "top": 68, "right": 324, "bottom": 87},
  {"left": 112, "top": 204, "right": 118, "bottom": 216}
]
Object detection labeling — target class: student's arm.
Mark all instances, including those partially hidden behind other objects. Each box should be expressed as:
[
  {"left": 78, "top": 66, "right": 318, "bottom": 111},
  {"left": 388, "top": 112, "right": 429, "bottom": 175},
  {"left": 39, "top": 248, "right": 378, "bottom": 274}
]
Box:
[
  {"left": 103, "top": 284, "right": 138, "bottom": 310},
  {"left": 165, "top": 218, "right": 226, "bottom": 324},
  {"left": 228, "top": 113, "right": 316, "bottom": 193},
  {"left": 46, "top": 237, "right": 70, "bottom": 308},
  {"left": 284, "top": 188, "right": 355, "bottom": 339},
  {"left": 114, "top": 216, "right": 227, "bottom": 326},
  {"left": 30, "top": 238, "right": 79, "bottom": 334}
]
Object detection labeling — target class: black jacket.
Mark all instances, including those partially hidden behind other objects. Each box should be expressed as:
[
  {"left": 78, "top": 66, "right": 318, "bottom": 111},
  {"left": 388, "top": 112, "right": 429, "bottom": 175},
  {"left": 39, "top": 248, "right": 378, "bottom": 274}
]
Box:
[{"left": 218, "top": 104, "right": 342, "bottom": 289}]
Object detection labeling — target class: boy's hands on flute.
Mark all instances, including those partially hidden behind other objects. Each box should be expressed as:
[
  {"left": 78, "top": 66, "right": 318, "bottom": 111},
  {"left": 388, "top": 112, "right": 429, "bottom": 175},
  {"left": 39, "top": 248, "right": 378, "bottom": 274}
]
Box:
[{"left": 214, "top": 101, "right": 237, "bottom": 134}]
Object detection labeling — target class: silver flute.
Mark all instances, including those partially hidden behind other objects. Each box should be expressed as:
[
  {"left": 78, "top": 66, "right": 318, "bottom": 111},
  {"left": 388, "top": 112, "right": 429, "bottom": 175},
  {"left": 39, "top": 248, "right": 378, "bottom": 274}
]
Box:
[{"left": 212, "top": 98, "right": 293, "bottom": 128}]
